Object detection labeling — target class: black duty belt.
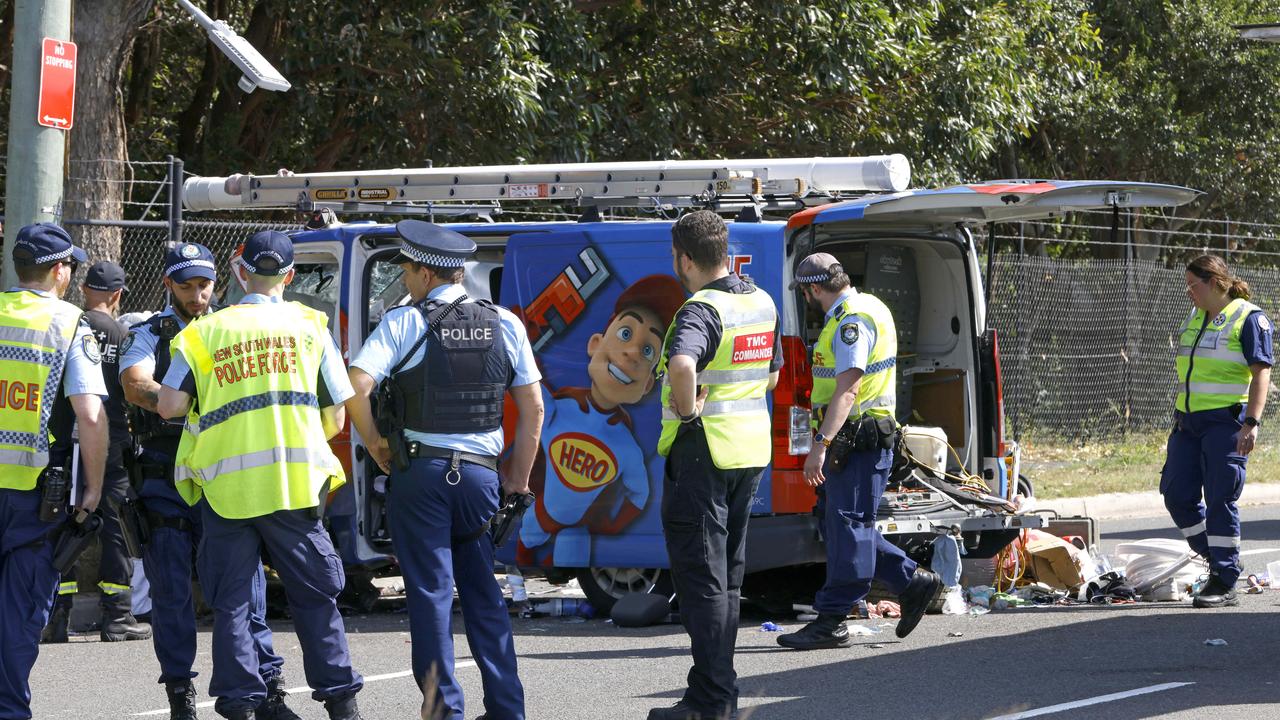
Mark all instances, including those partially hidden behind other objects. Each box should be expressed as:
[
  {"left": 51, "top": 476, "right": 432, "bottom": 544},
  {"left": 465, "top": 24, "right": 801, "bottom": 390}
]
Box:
[{"left": 405, "top": 442, "right": 499, "bottom": 472}]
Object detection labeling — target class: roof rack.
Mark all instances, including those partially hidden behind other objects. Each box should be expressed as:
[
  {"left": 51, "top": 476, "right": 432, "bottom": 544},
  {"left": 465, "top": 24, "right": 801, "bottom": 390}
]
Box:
[{"left": 183, "top": 156, "right": 911, "bottom": 217}]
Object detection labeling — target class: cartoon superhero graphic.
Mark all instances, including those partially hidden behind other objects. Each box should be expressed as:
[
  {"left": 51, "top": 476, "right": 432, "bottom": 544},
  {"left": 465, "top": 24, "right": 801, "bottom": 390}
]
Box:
[{"left": 517, "top": 275, "right": 684, "bottom": 567}]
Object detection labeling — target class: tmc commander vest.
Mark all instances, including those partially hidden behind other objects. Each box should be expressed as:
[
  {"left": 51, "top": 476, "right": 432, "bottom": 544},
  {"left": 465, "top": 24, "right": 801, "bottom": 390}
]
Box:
[{"left": 657, "top": 286, "right": 776, "bottom": 469}]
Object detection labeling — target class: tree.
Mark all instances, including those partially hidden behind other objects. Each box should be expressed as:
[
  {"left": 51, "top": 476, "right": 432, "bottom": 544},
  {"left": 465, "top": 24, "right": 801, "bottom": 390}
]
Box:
[{"left": 63, "top": 0, "right": 157, "bottom": 265}]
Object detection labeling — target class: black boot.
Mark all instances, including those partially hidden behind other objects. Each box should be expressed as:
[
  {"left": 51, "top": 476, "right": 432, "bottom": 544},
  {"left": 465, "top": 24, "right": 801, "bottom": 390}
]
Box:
[
  {"left": 40, "top": 598, "right": 72, "bottom": 644},
  {"left": 895, "top": 568, "right": 942, "bottom": 638},
  {"left": 323, "top": 694, "right": 364, "bottom": 720},
  {"left": 255, "top": 678, "right": 302, "bottom": 720},
  {"left": 776, "top": 613, "right": 853, "bottom": 650},
  {"left": 101, "top": 593, "right": 153, "bottom": 642},
  {"left": 646, "top": 702, "right": 704, "bottom": 720},
  {"left": 165, "top": 680, "right": 199, "bottom": 720},
  {"left": 1193, "top": 575, "right": 1239, "bottom": 608}
]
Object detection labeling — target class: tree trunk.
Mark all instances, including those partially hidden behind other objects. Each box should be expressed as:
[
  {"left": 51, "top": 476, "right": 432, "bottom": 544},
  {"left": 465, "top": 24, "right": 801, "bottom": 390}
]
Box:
[{"left": 64, "top": 0, "right": 156, "bottom": 277}]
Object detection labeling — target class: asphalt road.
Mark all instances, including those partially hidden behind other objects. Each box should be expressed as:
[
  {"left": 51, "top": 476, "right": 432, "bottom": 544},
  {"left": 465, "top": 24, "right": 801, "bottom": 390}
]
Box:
[{"left": 30, "top": 505, "right": 1280, "bottom": 720}]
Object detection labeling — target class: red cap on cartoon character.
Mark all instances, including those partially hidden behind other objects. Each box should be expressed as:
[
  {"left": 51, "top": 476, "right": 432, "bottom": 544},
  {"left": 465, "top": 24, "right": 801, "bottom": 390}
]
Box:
[{"left": 611, "top": 274, "right": 685, "bottom": 329}]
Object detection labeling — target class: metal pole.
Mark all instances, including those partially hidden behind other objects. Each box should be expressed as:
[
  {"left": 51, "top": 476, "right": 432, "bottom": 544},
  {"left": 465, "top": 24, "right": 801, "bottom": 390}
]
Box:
[
  {"left": 2, "top": 0, "right": 73, "bottom": 289},
  {"left": 168, "top": 156, "right": 185, "bottom": 246}
]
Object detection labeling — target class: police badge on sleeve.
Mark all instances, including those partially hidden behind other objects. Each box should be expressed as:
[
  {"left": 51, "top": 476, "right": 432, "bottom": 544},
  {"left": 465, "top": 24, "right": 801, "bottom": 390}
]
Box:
[
  {"left": 82, "top": 335, "right": 102, "bottom": 364},
  {"left": 840, "top": 322, "right": 859, "bottom": 345}
]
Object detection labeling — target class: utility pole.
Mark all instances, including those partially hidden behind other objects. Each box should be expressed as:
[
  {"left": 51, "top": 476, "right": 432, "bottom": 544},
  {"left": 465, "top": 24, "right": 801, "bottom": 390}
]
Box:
[{"left": 2, "top": 0, "right": 73, "bottom": 289}]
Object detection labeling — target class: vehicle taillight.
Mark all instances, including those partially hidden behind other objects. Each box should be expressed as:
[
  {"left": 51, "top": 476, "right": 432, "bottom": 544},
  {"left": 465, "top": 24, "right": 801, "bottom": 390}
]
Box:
[{"left": 772, "top": 335, "right": 813, "bottom": 469}]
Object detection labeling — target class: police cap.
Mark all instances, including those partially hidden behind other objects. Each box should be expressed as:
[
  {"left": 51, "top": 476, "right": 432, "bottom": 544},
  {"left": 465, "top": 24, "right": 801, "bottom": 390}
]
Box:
[
  {"left": 395, "top": 220, "right": 476, "bottom": 268},
  {"left": 164, "top": 243, "right": 217, "bottom": 282},
  {"left": 12, "top": 223, "right": 88, "bottom": 267},
  {"left": 241, "top": 230, "right": 294, "bottom": 276},
  {"left": 789, "top": 252, "right": 843, "bottom": 289}
]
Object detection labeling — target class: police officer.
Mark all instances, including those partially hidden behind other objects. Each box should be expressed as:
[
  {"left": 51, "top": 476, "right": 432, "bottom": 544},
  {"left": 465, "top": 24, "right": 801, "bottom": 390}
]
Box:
[
  {"left": 42, "top": 261, "right": 153, "bottom": 644},
  {"left": 120, "top": 243, "right": 292, "bottom": 719},
  {"left": 157, "top": 231, "right": 363, "bottom": 720},
  {"left": 649, "top": 211, "right": 780, "bottom": 720},
  {"left": 1164, "top": 254, "right": 1273, "bottom": 608},
  {"left": 778, "top": 253, "right": 940, "bottom": 651},
  {"left": 345, "top": 220, "right": 542, "bottom": 720},
  {"left": 0, "top": 223, "right": 109, "bottom": 719}
]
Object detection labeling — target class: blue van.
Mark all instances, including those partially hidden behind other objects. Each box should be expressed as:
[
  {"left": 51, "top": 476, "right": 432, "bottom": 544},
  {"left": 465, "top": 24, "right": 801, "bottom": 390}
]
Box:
[{"left": 195, "top": 164, "right": 1198, "bottom": 609}]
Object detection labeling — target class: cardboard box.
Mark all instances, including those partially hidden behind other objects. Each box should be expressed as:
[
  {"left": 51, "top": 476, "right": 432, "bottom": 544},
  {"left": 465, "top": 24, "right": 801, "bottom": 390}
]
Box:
[{"left": 1025, "top": 535, "right": 1085, "bottom": 590}]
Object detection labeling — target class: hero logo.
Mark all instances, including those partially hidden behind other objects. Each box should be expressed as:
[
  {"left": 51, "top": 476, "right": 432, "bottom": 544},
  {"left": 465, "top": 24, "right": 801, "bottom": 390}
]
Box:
[
  {"left": 550, "top": 432, "right": 618, "bottom": 491},
  {"left": 731, "top": 254, "right": 753, "bottom": 274},
  {"left": 731, "top": 332, "right": 774, "bottom": 364}
]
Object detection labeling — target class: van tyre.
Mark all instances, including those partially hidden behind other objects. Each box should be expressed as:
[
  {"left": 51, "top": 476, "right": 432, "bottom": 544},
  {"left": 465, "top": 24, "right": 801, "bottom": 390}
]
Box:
[{"left": 574, "top": 567, "right": 670, "bottom": 613}]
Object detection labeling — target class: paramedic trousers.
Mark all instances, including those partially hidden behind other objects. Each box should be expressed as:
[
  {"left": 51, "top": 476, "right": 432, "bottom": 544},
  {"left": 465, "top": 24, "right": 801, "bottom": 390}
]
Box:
[
  {"left": 139, "top": 473, "right": 282, "bottom": 687},
  {"left": 55, "top": 468, "right": 131, "bottom": 604},
  {"left": 388, "top": 455, "right": 524, "bottom": 720},
  {"left": 197, "top": 504, "right": 362, "bottom": 717},
  {"left": 0, "top": 489, "right": 59, "bottom": 720},
  {"left": 813, "top": 446, "right": 917, "bottom": 616},
  {"left": 661, "top": 422, "right": 762, "bottom": 717},
  {"left": 1161, "top": 406, "right": 1247, "bottom": 585}
]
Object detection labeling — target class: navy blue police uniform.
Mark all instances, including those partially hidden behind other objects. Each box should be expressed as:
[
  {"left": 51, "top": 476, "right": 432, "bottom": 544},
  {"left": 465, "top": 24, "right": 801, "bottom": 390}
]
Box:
[
  {"left": 350, "top": 220, "right": 538, "bottom": 720},
  {"left": 120, "top": 244, "right": 287, "bottom": 720},
  {"left": 0, "top": 224, "right": 101, "bottom": 720}
]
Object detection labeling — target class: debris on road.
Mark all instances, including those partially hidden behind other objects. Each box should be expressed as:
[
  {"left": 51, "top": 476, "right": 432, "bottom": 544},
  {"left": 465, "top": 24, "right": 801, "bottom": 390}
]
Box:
[{"left": 1204, "top": 638, "right": 1228, "bottom": 646}]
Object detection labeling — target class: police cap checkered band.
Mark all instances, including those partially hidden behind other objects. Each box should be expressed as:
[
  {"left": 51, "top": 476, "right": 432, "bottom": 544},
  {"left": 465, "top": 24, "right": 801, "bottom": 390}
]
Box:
[
  {"left": 241, "top": 230, "right": 295, "bottom": 276},
  {"left": 789, "top": 252, "right": 843, "bottom": 289},
  {"left": 164, "top": 243, "right": 217, "bottom": 282},
  {"left": 395, "top": 219, "right": 475, "bottom": 267},
  {"left": 12, "top": 223, "right": 87, "bottom": 267}
]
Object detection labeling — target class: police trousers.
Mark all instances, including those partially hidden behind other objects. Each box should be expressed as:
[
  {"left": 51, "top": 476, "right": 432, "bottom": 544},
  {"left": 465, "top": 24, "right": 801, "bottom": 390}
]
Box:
[
  {"left": 0, "top": 488, "right": 59, "bottom": 720},
  {"left": 388, "top": 455, "right": 524, "bottom": 720},
  {"left": 813, "top": 447, "right": 916, "bottom": 616},
  {"left": 139, "top": 474, "right": 282, "bottom": 687},
  {"left": 197, "top": 504, "right": 362, "bottom": 715},
  {"left": 1161, "top": 406, "right": 1248, "bottom": 584},
  {"left": 661, "top": 423, "right": 761, "bottom": 717}
]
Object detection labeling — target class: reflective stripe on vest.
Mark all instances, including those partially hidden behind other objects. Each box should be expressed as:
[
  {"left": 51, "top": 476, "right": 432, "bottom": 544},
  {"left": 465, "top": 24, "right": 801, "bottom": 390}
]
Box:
[
  {"left": 657, "top": 285, "right": 777, "bottom": 469},
  {"left": 0, "top": 292, "right": 80, "bottom": 490},
  {"left": 811, "top": 292, "right": 897, "bottom": 427},
  {"left": 171, "top": 301, "right": 344, "bottom": 518},
  {"left": 1175, "top": 298, "right": 1258, "bottom": 413}
]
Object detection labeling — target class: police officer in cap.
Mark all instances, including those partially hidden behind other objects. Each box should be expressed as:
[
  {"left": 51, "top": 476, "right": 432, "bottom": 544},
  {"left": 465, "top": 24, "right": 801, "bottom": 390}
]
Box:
[
  {"left": 121, "top": 243, "right": 292, "bottom": 719},
  {"left": 347, "top": 219, "right": 544, "bottom": 720},
  {"left": 0, "top": 223, "right": 109, "bottom": 719},
  {"left": 42, "top": 261, "right": 152, "bottom": 644},
  {"left": 778, "top": 252, "right": 940, "bottom": 650},
  {"left": 649, "top": 210, "right": 781, "bottom": 720}
]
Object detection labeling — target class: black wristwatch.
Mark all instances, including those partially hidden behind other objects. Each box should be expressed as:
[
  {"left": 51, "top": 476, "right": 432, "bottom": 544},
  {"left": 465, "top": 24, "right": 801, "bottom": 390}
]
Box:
[
  {"left": 1245, "top": 416, "right": 1261, "bottom": 429},
  {"left": 679, "top": 411, "right": 699, "bottom": 424}
]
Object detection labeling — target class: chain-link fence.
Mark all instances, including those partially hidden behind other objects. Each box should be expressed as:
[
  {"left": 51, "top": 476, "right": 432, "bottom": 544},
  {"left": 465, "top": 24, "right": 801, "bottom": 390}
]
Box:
[{"left": 988, "top": 255, "right": 1280, "bottom": 444}]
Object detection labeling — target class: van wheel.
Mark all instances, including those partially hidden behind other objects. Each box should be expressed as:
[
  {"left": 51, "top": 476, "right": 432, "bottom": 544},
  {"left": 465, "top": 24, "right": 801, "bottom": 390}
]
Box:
[
  {"left": 574, "top": 567, "right": 671, "bottom": 613},
  {"left": 1017, "top": 474, "right": 1035, "bottom": 498}
]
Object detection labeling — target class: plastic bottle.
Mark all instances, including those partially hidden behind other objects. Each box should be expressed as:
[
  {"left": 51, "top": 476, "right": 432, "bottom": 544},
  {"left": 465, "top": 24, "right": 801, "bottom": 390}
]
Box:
[{"left": 539, "top": 598, "right": 595, "bottom": 618}]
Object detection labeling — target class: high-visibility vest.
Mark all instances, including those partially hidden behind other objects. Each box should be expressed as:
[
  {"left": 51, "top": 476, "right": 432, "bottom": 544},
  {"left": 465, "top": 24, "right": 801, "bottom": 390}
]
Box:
[
  {"left": 171, "top": 301, "right": 344, "bottom": 518},
  {"left": 0, "top": 291, "right": 81, "bottom": 490},
  {"left": 811, "top": 291, "right": 897, "bottom": 427},
  {"left": 657, "top": 285, "right": 777, "bottom": 469},
  {"left": 1176, "top": 297, "right": 1261, "bottom": 413}
]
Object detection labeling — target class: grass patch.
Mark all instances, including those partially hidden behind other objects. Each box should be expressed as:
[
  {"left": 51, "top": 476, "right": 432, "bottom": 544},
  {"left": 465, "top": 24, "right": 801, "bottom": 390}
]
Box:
[{"left": 1020, "top": 432, "right": 1280, "bottom": 499}]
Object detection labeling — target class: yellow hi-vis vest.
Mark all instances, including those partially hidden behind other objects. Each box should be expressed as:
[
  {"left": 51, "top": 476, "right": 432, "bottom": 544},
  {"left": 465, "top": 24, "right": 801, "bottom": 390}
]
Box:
[
  {"left": 171, "top": 301, "right": 344, "bottom": 519},
  {"left": 1176, "top": 297, "right": 1261, "bottom": 413},
  {"left": 0, "top": 291, "right": 81, "bottom": 489},
  {"left": 657, "top": 285, "right": 777, "bottom": 469},
  {"left": 811, "top": 291, "right": 897, "bottom": 428}
]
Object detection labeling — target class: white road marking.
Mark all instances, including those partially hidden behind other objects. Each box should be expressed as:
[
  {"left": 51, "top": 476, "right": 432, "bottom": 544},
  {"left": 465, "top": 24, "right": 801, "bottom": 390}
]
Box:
[
  {"left": 988, "top": 682, "right": 1194, "bottom": 720},
  {"left": 133, "top": 661, "right": 477, "bottom": 716},
  {"left": 1241, "top": 548, "right": 1280, "bottom": 557}
]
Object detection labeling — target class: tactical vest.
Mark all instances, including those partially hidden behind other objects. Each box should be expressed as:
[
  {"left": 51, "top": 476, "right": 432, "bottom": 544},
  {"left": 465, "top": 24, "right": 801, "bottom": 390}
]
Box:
[
  {"left": 1176, "top": 297, "right": 1260, "bottom": 413},
  {"left": 811, "top": 292, "right": 897, "bottom": 426},
  {"left": 0, "top": 291, "right": 82, "bottom": 490},
  {"left": 657, "top": 285, "right": 776, "bottom": 469},
  {"left": 395, "top": 298, "right": 512, "bottom": 434},
  {"left": 128, "top": 312, "right": 185, "bottom": 458},
  {"left": 171, "top": 301, "right": 345, "bottom": 518}
]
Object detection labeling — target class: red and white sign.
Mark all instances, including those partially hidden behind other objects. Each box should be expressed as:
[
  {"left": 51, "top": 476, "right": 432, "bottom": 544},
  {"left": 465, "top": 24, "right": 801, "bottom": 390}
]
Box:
[
  {"left": 37, "top": 37, "right": 76, "bottom": 130},
  {"left": 731, "top": 332, "right": 774, "bottom": 364}
]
